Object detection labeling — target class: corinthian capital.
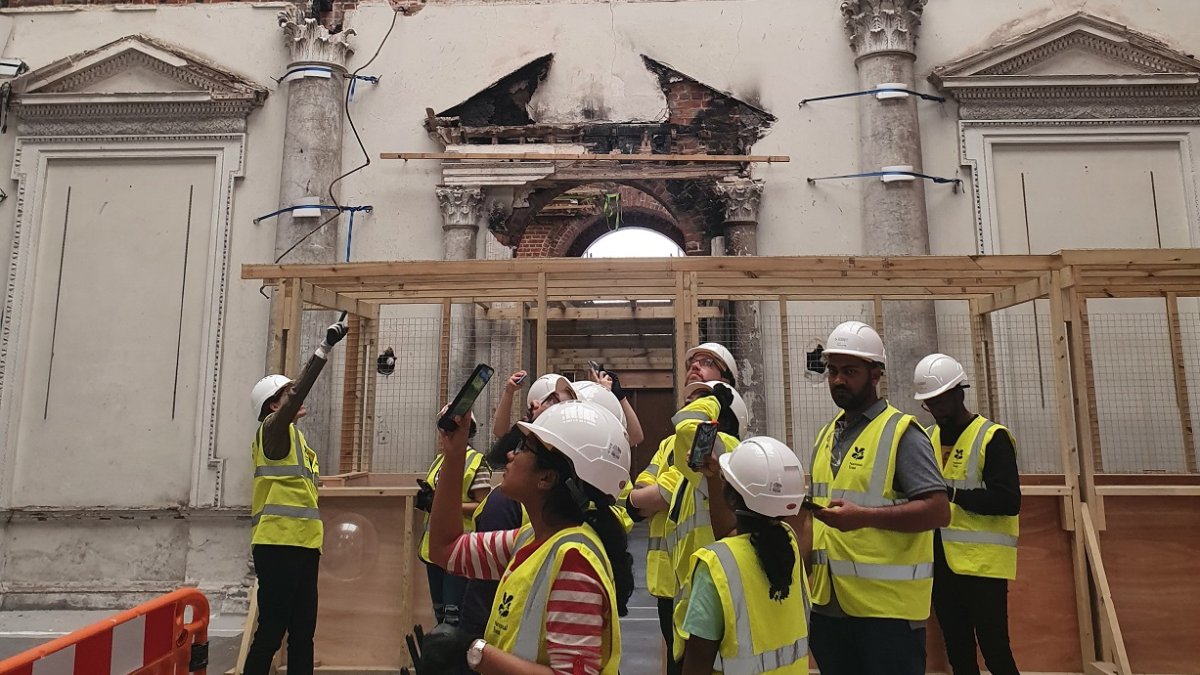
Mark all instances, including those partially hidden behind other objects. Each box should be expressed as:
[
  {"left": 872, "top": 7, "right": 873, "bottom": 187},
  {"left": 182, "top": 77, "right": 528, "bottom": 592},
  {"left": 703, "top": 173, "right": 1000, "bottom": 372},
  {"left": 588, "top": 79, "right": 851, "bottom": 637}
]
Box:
[
  {"left": 436, "top": 186, "right": 485, "bottom": 228},
  {"left": 840, "top": 0, "right": 927, "bottom": 58},
  {"left": 714, "top": 177, "right": 764, "bottom": 224},
  {"left": 279, "top": 5, "right": 355, "bottom": 68}
]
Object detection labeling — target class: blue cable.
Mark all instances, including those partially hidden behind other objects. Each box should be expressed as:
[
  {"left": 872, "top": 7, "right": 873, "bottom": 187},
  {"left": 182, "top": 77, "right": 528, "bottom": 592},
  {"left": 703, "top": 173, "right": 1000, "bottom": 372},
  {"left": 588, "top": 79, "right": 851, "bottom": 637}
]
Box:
[
  {"left": 799, "top": 88, "right": 945, "bottom": 106},
  {"left": 807, "top": 171, "right": 963, "bottom": 191},
  {"left": 347, "top": 74, "right": 380, "bottom": 102}
]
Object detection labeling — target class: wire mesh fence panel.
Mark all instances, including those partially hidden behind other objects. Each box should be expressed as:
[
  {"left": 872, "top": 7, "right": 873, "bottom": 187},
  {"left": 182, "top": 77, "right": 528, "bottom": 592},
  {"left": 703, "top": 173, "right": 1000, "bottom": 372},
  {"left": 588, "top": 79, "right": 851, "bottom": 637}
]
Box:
[
  {"left": 368, "top": 314, "right": 444, "bottom": 474},
  {"left": 1088, "top": 301, "right": 1190, "bottom": 473},
  {"left": 1176, "top": 307, "right": 1200, "bottom": 473},
  {"left": 985, "top": 305, "right": 1062, "bottom": 474}
]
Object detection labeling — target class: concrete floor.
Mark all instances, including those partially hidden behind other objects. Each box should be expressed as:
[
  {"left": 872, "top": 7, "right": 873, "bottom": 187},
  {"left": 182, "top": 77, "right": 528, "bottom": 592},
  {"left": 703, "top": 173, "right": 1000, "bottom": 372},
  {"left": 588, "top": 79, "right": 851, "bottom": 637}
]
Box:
[{"left": 0, "top": 525, "right": 664, "bottom": 675}]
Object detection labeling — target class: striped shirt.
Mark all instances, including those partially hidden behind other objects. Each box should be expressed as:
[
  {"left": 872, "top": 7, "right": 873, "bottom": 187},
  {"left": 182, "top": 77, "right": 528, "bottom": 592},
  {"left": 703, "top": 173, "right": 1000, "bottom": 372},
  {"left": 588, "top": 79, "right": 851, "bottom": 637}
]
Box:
[{"left": 447, "top": 528, "right": 607, "bottom": 675}]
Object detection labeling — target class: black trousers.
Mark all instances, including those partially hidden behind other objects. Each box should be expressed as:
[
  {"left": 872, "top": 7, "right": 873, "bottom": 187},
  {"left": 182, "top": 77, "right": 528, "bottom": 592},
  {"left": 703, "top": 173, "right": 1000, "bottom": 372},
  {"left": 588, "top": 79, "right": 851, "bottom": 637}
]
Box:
[
  {"left": 933, "top": 544, "right": 1020, "bottom": 675},
  {"left": 810, "top": 612, "right": 927, "bottom": 675},
  {"left": 657, "top": 597, "right": 682, "bottom": 675},
  {"left": 244, "top": 544, "right": 321, "bottom": 675}
]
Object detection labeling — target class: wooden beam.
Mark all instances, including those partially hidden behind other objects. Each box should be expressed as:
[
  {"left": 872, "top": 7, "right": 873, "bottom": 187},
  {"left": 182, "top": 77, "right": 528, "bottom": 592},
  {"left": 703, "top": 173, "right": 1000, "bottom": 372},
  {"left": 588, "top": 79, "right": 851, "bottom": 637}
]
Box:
[
  {"left": 779, "top": 298, "right": 795, "bottom": 450},
  {"left": 1080, "top": 503, "right": 1133, "bottom": 675},
  {"left": 485, "top": 304, "right": 723, "bottom": 321},
  {"left": 381, "top": 151, "right": 791, "bottom": 163},
  {"left": 1165, "top": 293, "right": 1199, "bottom": 474},
  {"left": 537, "top": 272, "right": 548, "bottom": 376},
  {"left": 978, "top": 273, "right": 1051, "bottom": 314},
  {"left": 302, "top": 282, "right": 378, "bottom": 320}
]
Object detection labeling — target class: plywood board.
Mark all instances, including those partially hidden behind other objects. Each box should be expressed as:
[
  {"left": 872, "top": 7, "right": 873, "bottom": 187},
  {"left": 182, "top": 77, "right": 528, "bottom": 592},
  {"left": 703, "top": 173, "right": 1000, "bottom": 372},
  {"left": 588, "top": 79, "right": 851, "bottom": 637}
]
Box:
[{"left": 1099, "top": 496, "right": 1200, "bottom": 673}]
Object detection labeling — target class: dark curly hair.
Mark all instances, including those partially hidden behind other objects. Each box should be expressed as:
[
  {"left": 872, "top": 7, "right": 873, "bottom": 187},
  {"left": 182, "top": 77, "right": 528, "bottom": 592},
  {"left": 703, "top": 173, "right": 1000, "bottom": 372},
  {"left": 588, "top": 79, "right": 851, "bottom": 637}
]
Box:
[{"left": 726, "top": 484, "right": 795, "bottom": 602}]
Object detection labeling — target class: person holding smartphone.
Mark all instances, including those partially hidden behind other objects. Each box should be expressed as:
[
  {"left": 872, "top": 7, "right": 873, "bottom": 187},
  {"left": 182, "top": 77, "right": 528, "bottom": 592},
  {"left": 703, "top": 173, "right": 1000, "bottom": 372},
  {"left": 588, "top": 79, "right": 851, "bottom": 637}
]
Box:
[
  {"left": 418, "top": 407, "right": 491, "bottom": 626},
  {"left": 243, "top": 315, "right": 348, "bottom": 675},
  {"left": 675, "top": 436, "right": 811, "bottom": 675},
  {"left": 425, "top": 401, "right": 634, "bottom": 675}
]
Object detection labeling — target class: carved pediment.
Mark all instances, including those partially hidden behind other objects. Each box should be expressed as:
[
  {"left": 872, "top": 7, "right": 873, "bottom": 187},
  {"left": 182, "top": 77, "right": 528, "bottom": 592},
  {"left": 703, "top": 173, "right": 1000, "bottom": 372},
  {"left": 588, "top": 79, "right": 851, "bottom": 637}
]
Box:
[
  {"left": 11, "top": 34, "right": 268, "bottom": 136},
  {"left": 931, "top": 13, "right": 1200, "bottom": 120}
]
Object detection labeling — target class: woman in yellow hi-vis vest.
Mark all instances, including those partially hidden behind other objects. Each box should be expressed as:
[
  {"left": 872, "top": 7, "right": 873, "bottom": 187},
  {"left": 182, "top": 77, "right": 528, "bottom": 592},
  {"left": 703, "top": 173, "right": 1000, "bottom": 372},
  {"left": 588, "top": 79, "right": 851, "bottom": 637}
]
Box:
[
  {"left": 674, "top": 436, "right": 811, "bottom": 675},
  {"left": 418, "top": 409, "right": 491, "bottom": 625},
  {"left": 421, "top": 400, "right": 634, "bottom": 675},
  {"left": 914, "top": 353, "right": 1021, "bottom": 675},
  {"left": 243, "top": 316, "right": 348, "bottom": 675}
]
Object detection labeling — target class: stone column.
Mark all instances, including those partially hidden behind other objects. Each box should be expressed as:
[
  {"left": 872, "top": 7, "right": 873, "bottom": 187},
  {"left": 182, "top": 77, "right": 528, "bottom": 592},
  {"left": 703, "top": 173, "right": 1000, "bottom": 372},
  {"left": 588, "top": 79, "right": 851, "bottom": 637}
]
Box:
[
  {"left": 841, "top": 0, "right": 937, "bottom": 412},
  {"left": 437, "top": 186, "right": 486, "bottom": 399},
  {"left": 273, "top": 7, "right": 354, "bottom": 470},
  {"left": 715, "top": 177, "right": 768, "bottom": 436}
]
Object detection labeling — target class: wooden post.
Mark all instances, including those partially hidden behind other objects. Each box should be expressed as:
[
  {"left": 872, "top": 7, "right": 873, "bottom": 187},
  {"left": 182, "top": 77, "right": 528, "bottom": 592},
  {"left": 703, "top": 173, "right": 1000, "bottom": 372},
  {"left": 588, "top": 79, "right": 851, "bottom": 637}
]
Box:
[
  {"left": 360, "top": 317, "right": 378, "bottom": 472},
  {"left": 339, "top": 314, "right": 363, "bottom": 474},
  {"left": 687, "top": 272, "right": 700, "bottom": 349},
  {"left": 537, "top": 272, "right": 548, "bottom": 377},
  {"left": 1048, "top": 269, "right": 1097, "bottom": 666},
  {"left": 969, "top": 300, "right": 994, "bottom": 419},
  {"left": 1069, "top": 293, "right": 1104, "bottom": 528},
  {"left": 981, "top": 312, "right": 1000, "bottom": 421},
  {"left": 873, "top": 296, "right": 887, "bottom": 398},
  {"left": 674, "top": 272, "right": 687, "bottom": 408},
  {"left": 1080, "top": 502, "right": 1133, "bottom": 675},
  {"left": 1165, "top": 293, "right": 1199, "bottom": 473},
  {"left": 440, "top": 300, "right": 452, "bottom": 404},
  {"left": 268, "top": 283, "right": 285, "bottom": 376},
  {"left": 283, "top": 278, "right": 303, "bottom": 378},
  {"left": 779, "top": 297, "right": 795, "bottom": 449},
  {"left": 1076, "top": 306, "right": 1105, "bottom": 475},
  {"left": 513, "top": 302, "right": 525, "bottom": 427}
]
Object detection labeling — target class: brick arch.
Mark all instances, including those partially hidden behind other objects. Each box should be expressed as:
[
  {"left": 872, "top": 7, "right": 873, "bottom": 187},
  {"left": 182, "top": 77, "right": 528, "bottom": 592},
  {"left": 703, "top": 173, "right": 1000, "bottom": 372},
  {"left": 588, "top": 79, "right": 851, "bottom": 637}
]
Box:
[
  {"left": 511, "top": 181, "right": 710, "bottom": 258},
  {"left": 561, "top": 208, "right": 686, "bottom": 258}
]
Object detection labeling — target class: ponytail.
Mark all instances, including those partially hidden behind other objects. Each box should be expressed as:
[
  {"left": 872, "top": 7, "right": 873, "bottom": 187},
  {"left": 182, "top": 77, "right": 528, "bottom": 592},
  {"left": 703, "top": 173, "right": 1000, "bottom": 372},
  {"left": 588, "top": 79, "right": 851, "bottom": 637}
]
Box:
[{"left": 728, "top": 486, "right": 795, "bottom": 602}]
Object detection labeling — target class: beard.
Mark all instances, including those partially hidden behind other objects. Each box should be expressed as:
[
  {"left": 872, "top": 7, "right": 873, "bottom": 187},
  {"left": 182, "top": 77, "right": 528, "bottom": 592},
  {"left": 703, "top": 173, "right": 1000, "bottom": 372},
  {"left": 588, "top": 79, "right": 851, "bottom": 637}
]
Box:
[{"left": 830, "top": 379, "right": 873, "bottom": 411}]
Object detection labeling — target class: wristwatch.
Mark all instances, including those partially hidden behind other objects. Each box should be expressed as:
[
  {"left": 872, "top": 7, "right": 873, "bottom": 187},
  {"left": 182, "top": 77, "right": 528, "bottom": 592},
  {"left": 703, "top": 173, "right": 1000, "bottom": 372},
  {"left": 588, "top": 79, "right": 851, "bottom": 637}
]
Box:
[{"left": 466, "top": 638, "right": 487, "bottom": 670}]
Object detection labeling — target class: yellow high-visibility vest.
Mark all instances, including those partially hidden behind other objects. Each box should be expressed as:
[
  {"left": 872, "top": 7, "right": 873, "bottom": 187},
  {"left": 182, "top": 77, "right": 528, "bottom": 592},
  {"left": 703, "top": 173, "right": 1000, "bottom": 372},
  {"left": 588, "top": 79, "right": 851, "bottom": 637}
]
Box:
[
  {"left": 419, "top": 448, "right": 484, "bottom": 563},
  {"left": 674, "top": 528, "right": 811, "bottom": 674},
  {"left": 639, "top": 439, "right": 679, "bottom": 599},
  {"left": 932, "top": 416, "right": 1019, "bottom": 580},
  {"left": 251, "top": 422, "right": 322, "bottom": 550},
  {"left": 809, "top": 404, "right": 934, "bottom": 621},
  {"left": 485, "top": 524, "right": 621, "bottom": 675}
]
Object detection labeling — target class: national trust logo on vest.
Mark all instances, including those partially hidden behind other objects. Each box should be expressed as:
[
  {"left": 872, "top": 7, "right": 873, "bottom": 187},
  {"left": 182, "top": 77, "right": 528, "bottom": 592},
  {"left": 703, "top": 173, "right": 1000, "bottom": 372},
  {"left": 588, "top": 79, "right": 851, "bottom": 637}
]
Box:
[
  {"left": 498, "top": 592, "right": 515, "bottom": 618},
  {"left": 848, "top": 445, "right": 867, "bottom": 467}
]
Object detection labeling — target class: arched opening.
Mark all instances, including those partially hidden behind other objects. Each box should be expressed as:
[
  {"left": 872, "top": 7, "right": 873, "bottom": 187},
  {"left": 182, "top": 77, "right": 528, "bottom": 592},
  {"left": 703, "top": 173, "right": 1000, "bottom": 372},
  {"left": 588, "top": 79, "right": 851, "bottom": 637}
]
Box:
[{"left": 581, "top": 227, "right": 685, "bottom": 258}]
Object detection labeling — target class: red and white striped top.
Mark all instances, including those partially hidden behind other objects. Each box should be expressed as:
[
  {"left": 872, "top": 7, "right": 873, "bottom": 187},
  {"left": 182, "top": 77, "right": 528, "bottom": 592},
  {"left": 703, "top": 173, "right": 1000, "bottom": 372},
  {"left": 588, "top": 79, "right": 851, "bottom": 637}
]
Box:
[{"left": 448, "top": 528, "right": 607, "bottom": 675}]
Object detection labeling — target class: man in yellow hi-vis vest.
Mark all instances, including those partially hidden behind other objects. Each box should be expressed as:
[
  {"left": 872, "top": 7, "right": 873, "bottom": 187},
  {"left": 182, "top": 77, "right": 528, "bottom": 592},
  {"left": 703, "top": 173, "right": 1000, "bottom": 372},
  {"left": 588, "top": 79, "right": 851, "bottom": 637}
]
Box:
[
  {"left": 243, "top": 315, "right": 348, "bottom": 675},
  {"left": 806, "top": 321, "right": 950, "bottom": 675},
  {"left": 914, "top": 353, "right": 1021, "bottom": 675}
]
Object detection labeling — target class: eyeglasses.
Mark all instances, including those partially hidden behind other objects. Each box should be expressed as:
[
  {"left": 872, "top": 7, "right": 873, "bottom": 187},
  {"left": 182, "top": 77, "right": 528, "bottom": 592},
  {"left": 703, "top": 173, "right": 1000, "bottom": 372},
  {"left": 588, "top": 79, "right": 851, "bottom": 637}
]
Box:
[{"left": 687, "top": 356, "right": 720, "bottom": 370}]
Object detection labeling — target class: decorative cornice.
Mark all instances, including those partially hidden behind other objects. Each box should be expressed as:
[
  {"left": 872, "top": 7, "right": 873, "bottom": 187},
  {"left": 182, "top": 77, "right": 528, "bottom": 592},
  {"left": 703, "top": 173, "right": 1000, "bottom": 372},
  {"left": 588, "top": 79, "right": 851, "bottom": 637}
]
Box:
[
  {"left": 714, "top": 177, "right": 764, "bottom": 224},
  {"left": 840, "top": 0, "right": 927, "bottom": 59},
  {"left": 279, "top": 5, "right": 354, "bottom": 69},
  {"left": 981, "top": 31, "right": 1168, "bottom": 76},
  {"left": 436, "top": 186, "right": 485, "bottom": 228}
]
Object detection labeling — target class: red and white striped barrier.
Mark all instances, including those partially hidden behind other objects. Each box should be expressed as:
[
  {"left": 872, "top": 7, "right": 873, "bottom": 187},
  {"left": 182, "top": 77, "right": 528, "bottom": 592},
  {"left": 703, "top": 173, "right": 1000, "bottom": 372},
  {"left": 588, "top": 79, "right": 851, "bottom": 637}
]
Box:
[{"left": 0, "top": 588, "right": 209, "bottom": 675}]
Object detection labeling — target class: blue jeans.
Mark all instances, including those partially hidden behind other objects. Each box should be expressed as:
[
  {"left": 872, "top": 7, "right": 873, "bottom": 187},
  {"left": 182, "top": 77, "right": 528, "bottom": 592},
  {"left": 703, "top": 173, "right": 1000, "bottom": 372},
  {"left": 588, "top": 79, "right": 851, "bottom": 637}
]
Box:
[
  {"left": 810, "top": 612, "right": 927, "bottom": 675},
  {"left": 425, "top": 561, "right": 469, "bottom": 624}
]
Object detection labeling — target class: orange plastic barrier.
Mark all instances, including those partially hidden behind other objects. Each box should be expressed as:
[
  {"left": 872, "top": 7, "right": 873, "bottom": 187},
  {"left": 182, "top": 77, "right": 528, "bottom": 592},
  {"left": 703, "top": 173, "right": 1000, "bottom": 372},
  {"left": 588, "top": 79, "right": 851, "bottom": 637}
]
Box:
[{"left": 0, "top": 587, "right": 209, "bottom": 675}]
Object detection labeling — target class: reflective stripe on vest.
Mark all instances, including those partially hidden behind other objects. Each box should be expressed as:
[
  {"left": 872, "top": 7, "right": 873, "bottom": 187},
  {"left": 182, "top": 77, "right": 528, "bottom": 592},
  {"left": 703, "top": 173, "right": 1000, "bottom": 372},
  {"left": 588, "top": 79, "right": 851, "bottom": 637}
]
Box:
[
  {"left": 940, "top": 529, "right": 1018, "bottom": 547},
  {"left": 251, "top": 504, "right": 322, "bottom": 525},
  {"left": 511, "top": 533, "right": 607, "bottom": 662},
  {"left": 671, "top": 410, "right": 712, "bottom": 426},
  {"left": 809, "top": 411, "right": 905, "bottom": 507},
  {"left": 254, "top": 463, "right": 317, "bottom": 482},
  {"left": 708, "top": 541, "right": 809, "bottom": 675}
]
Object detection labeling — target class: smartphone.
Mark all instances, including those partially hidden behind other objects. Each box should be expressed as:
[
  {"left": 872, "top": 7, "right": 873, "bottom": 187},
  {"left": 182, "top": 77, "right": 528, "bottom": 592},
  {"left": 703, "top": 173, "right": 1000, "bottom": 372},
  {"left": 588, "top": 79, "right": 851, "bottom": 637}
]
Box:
[
  {"left": 514, "top": 372, "right": 527, "bottom": 385},
  {"left": 438, "top": 364, "right": 495, "bottom": 432},
  {"left": 800, "top": 497, "right": 825, "bottom": 512},
  {"left": 588, "top": 360, "right": 603, "bottom": 373},
  {"left": 688, "top": 421, "right": 720, "bottom": 470}
]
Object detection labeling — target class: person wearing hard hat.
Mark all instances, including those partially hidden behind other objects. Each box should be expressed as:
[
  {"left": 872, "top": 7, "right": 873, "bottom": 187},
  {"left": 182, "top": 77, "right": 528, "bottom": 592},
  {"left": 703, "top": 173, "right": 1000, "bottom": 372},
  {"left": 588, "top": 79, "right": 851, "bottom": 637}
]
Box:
[
  {"left": 674, "top": 436, "right": 812, "bottom": 675},
  {"left": 243, "top": 316, "right": 348, "bottom": 675},
  {"left": 806, "top": 321, "right": 949, "bottom": 675},
  {"left": 417, "top": 408, "right": 491, "bottom": 626},
  {"left": 914, "top": 353, "right": 1022, "bottom": 675},
  {"left": 423, "top": 401, "right": 634, "bottom": 675},
  {"left": 625, "top": 343, "right": 739, "bottom": 675}
]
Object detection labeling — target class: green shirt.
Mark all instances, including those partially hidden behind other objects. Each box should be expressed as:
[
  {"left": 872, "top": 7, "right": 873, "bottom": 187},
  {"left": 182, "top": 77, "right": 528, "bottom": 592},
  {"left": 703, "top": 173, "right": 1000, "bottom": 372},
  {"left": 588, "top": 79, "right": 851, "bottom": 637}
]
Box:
[{"left": 682, "top": 560, "right": 725, "bottom": 642}]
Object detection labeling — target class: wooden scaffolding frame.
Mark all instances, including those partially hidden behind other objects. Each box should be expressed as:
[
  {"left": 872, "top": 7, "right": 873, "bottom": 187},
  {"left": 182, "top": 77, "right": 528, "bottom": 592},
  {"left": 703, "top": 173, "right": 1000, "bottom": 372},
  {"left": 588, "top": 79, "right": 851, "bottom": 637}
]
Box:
[{"left": 243, "top": 249, "right": 1200, "bottom": 675}]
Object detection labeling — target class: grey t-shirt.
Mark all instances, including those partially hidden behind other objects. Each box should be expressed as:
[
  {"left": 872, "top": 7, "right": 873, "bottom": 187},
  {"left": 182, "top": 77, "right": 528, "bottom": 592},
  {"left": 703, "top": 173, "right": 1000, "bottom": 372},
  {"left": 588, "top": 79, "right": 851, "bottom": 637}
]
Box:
[{"left": 810, "top": 398, "right": 946, "bottom": 621}]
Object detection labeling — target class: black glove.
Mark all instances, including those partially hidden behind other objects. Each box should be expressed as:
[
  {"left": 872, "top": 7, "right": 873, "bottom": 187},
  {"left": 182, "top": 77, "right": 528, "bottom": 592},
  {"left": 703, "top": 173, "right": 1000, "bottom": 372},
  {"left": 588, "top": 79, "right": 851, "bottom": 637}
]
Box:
[
  {"left": 414, "top": 622, "right": 472, "bottom": 675},
  {"left": 710, "top": 383, "right": 740, "bottom": 439},
  {"left": 325, "top": 319, "right": 349, "bottom": 347},
  {"left": 415, "top": 479, "right": 435, "bottom": 513},
  {"left": 605, "top": 369, "right": 627, "bottom": 401}
]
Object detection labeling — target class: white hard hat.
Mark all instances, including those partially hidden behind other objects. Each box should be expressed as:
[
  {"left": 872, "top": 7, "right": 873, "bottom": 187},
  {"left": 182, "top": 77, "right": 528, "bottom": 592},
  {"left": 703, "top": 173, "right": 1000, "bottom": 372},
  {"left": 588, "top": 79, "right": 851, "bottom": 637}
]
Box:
[
  {"left": 718, "top": 436, "right": 806, "bottom": 517},
  {"left": 571, "top": 380, "right": 627, "bottom": 429},
  {"left": 823, "top": 321, "right": 886, "bottom": 367},
  {"left": 913, "top": 353, "right": 968, "bottom": 401},
  {"left": 527, "top": 374, "right": 571, "bottom": 408},
  {"left": 517, "top": 400, "right": 631, "bottom": 500},
  {"left": 251, "top": 374, "right": 292, "bottom": 418},
  {"left": 685, "top": 342, "right": 739, "bottom": 382},
  {"left": 684, "top": 381, "right": 748, "bottom": 438}
]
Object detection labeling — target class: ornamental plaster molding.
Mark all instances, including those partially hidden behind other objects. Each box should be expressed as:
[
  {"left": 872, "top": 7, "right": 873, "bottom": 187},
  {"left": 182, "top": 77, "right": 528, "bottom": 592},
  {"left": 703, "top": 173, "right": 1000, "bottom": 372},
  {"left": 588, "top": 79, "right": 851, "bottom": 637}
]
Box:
[
  {"left": 840, "top": 0, "right": 927, "bottom": 58},
  {"left": 714, "top": 177, "right": 764, "bottom": 223},
  {"left": 436, "top": 186, "right": 485, "bottom": 228},
  {"left": 279, "top": 5, "right": 355, "bottom": 69}
]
